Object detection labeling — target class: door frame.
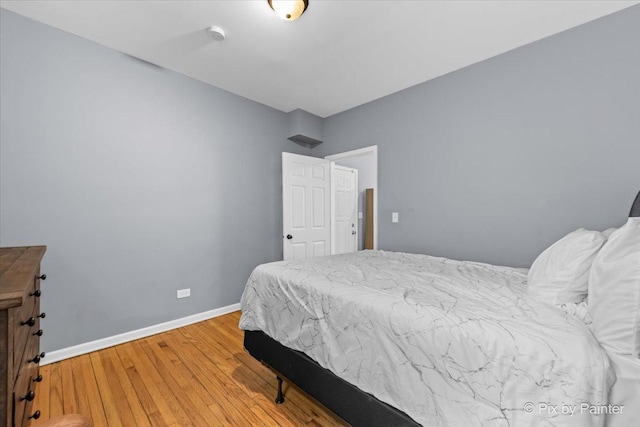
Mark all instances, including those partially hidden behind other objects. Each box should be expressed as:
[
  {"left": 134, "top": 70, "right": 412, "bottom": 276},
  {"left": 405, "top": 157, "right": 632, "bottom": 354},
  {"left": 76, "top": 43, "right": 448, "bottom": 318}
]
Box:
[{"left": 325, "top": 145, "right": 378, "bottom": 250}]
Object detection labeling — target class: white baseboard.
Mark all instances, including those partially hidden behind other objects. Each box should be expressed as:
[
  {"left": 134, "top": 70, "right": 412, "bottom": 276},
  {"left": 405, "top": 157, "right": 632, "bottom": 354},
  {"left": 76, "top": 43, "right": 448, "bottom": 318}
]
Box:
[{"left": 42, "top": 302, "right": 241, "bottom": 365}]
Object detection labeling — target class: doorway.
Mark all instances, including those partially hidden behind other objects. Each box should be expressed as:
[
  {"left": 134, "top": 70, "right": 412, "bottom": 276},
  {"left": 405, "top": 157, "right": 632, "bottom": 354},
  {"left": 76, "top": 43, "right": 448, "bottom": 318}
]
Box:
[
  {"left": 282, "top": 147, "right": 377, "bottom": 261},
  {"left": 331, "top": 164, "right": 358, "bottom": 255},
  {"left": 325, "top": 146, "right": 378, "bottom": 251}
]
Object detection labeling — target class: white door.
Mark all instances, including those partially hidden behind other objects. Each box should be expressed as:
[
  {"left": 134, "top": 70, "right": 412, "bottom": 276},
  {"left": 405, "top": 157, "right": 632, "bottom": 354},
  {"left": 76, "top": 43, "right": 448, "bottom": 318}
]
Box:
[
  {"left": 282, "top": 152, "right": 331, "bottom": 260},
  {"left": 331, "top": 165, "right": 358, "bottom": 255}
]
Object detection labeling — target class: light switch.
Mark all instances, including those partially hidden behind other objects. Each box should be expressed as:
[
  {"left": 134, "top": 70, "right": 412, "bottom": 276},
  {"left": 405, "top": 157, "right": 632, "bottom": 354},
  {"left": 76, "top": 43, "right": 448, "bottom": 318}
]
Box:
[
  {"left": 358, "top": 212, "right": 363, "bottom": 219},
  {"left": 392, "top": 212, "right": 399, "bottom": 223}
]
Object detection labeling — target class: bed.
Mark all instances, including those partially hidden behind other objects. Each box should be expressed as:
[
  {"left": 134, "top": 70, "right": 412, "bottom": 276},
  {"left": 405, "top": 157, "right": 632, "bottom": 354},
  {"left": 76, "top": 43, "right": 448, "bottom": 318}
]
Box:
[{"left": 240, "top": 192, "right": 640, "bottom": 427}]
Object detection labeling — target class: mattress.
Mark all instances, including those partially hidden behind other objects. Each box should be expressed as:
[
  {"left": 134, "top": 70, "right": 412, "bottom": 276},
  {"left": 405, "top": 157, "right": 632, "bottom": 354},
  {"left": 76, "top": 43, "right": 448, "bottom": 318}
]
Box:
[
  {"left": 239, "top": 251, "right": 614, "bottom": 427},
  {"left": 605, "top": 352, "right": 640, "bottom": 427}
]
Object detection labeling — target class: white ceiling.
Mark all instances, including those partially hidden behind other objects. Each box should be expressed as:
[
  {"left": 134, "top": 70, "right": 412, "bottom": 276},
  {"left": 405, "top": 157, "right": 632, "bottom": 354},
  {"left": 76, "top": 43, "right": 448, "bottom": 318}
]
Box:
[{"left": 2, "top": 1, "right": 638, "bottom": 117}]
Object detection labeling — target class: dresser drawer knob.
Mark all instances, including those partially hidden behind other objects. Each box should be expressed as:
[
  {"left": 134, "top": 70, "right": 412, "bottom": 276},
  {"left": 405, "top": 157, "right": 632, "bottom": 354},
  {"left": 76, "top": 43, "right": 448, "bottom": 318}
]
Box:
[
  {"left": 30, "top": 352, "right": 45, "bottom": 363},
  {"left": 33, "top": 329, "right": 43, "bottom": 337},
  {"left": 33, "top": 375, "right": 43, "bottom": 383},
  {"left": 38, "top": 312, "right": 46, "bottom": 319},
  {"left": 37, "top": 274, "right": 47, "bottom": 280},
  {"left": 21, "top": 317, "right": 36, "bottom": 327},
  {"left": 30, "top": 289, "right": 42, "bottom": 297},
  {"left": 29, "top": 410, "right": 41, "bottom": 420},
  {"left": 20, "top": 390, "right": 35, "bottom": 402}
]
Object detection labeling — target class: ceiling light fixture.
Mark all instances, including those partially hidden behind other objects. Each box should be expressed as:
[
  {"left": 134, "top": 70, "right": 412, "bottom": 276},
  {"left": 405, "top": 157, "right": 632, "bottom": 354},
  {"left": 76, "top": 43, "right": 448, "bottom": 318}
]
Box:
[{"left": 268, "top": 0, "right": 308, "bottom": 21}]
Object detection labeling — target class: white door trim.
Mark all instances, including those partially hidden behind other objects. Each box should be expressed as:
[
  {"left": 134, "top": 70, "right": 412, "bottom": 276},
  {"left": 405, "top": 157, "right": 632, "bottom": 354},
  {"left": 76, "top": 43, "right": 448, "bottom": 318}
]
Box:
[
  {"left": 330, "top": 161, "right": 337, "bottom": 254},
  {"left": 326, "top": 146, "right": 377, "bottom": 159},
  {"left": 325, "top": 145, "right": 378, "bottom": 250}
]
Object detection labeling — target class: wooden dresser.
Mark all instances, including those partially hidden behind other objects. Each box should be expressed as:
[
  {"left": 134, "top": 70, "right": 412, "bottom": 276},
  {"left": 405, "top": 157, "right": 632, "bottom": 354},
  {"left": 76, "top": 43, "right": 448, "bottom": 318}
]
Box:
[{"left": 1, "top": 246, "right": 47, "bottom": 427}]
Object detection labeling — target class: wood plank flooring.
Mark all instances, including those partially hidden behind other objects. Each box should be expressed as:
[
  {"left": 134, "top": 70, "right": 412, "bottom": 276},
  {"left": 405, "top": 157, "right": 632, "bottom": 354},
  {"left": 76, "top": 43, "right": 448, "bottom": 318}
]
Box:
[{"left": 30, "top": 311, "right": 347, "bottom": 427}]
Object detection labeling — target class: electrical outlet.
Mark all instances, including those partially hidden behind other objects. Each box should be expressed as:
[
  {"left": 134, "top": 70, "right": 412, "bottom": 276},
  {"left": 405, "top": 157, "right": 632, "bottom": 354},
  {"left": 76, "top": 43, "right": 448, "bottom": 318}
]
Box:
[
  {"left": 392, "top": 212, "right": 399, "bottom": 223},
  {"left": 177, "top": 288, "right": 191, "bottom": 299}
]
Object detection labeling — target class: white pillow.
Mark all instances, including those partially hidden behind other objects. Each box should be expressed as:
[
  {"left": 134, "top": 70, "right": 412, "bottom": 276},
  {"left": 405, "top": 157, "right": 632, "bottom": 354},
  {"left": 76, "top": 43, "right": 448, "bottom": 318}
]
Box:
[
  {"left": 527, "top": 229, "right": 606, "bottom": 305},
  {"left": 588, "top": 218, "right": 640, "bottom": 357}
]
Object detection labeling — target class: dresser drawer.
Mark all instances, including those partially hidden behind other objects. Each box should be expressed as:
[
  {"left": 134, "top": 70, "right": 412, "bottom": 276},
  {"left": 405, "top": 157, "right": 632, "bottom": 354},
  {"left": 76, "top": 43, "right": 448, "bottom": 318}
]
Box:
[
  {"left": 13, "top": 333, "right": 40, "bottom": 427},
  {"left": 12, "top": 286, "right": 40, "bottom": 375},
  {"left": 1, "top": 245, "right": 46, "bottom": 427},
  {"left": 12, "top": 376, "right": 27, "bottom": 427},
  {"left": 18, "top": 325, "right": 41, "bottom": 385},
  {"left": 13, "top": 368, "right": 35, "bottom": 427}
]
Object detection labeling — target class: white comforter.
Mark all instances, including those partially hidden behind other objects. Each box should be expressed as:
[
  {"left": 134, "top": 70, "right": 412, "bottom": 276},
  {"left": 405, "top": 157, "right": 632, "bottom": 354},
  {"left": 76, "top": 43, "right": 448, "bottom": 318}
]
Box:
[{"left": 239, "top": 251, "right": 614, "bottom": 427}]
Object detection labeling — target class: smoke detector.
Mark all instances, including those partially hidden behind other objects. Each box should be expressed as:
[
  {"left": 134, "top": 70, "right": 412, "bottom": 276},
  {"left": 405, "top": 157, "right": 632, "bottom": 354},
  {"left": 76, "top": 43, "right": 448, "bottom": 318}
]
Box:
[{"left": 208, "top": 26, "right": 226, "bottom": 42}]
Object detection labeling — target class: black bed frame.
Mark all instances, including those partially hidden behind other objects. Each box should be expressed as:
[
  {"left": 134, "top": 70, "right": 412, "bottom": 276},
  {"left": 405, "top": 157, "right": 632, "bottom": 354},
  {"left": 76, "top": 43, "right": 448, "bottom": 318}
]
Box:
[
  {"left": 244, "top": 330, "right": 420, "bottom": 426},
  {"left": 244, "top": 190, "right": 640, "bottom": 427}
]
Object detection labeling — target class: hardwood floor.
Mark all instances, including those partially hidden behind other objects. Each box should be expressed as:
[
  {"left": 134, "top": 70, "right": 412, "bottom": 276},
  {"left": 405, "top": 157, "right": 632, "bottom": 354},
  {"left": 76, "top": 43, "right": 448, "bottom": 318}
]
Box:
[{"left": 30, "top": 311, "right": 347, "bottom": 427}]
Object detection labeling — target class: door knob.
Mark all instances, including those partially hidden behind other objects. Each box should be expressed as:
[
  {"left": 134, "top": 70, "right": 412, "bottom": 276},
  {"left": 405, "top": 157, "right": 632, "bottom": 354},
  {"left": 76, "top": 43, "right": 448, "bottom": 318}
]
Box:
[{"left": 286, "top": 234, "right": 293, "bottom": 240}]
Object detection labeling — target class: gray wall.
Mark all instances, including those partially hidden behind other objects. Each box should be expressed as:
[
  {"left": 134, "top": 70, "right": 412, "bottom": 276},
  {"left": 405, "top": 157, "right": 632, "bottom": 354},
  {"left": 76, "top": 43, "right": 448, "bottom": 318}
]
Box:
[
  {"left": 316, "top": 6, "right": 640, "bottom": 267},
  {"left": 0, "top": 10, "right": 309, "bottom": 352},
  {"left": 3, "top": 6, "right": 640, "bottom": 353}
]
